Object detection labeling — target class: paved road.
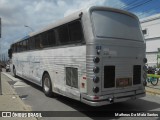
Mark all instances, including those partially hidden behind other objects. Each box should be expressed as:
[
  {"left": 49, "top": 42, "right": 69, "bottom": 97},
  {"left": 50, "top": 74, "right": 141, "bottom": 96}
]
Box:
[{"left": 6, "top": 71, "right": 160, "bottom": 120}]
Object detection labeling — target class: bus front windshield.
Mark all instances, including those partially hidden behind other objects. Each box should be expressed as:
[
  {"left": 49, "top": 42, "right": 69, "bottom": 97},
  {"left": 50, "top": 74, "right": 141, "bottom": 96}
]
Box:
[{"left": 91, "top": 10, "right": 143, "bottom": 41}]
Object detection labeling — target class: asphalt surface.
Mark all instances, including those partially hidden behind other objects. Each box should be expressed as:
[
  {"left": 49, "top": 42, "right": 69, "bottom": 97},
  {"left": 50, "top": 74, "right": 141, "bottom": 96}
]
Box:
[{"left": 5, "top": 71, "right": 160, "bottom": 120}]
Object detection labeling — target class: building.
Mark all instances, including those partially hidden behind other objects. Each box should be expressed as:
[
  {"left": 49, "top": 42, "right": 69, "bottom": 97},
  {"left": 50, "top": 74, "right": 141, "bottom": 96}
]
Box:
[{"left": 141, "top": 14, "right": 160, "bottom": 67}]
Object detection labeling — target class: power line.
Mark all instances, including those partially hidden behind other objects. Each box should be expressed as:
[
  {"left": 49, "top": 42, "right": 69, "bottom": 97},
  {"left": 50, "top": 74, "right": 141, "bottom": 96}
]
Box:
[
  {"left": 137, "top": 6, "right": 160, "bottom": 18},
  {"left": 121, "top": 0, "right": 143, "bottom": 9},
  {"left": 126, "top": 0, "right": 155, "bottom": 10},
  {"left": 112, "top": 0, "right": 159, "bottom": 18}
]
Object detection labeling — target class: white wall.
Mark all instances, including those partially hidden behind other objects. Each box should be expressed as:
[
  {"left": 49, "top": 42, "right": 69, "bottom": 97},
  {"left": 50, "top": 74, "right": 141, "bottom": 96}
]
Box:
[
  {"left": 141, "top": 19, "right": 160, "bottom": 39},
  {"left": 141, "top": 14, "right": 160, "bottom": 66},
  {"left": 146, "top": 39, "right": 160, "bottom": 52},
  {"left": 146, "top": 52, "right": 157, "bottom": 67}
]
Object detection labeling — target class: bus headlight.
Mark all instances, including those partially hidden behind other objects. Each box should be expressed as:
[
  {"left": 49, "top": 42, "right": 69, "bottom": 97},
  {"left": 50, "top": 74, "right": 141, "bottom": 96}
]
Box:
[
  {"left": 93, "top": 57, "right": 100, "bottom": 63},
  {"left": 93, "top": 87, "right": 99, "bottom": 93},
  {"left": 143, "top": 73, "right": 147, "bottom": 79},
  {"left": 143, "top": 65, "right": 147, "bottom": 72},
  {"left": 143, "top": 58, "right": 147, "bottom": 63},
  {"left": 93, "top": 67, "right": 99, "bottom": 73},
  {"left": 93, "top": 76, "right": 99, "bottom": 83}
]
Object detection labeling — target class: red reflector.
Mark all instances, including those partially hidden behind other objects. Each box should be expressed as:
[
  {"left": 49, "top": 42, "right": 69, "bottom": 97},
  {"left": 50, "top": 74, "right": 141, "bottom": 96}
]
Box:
[
  {"left": 81, "top": 83, "right": 85, "bottom": 88},
  {"left": 93, "top": 96, "right": 99, "bottom": 100},
  {"left": 83, "top": 77, "right": 86, "bottom": 80}
]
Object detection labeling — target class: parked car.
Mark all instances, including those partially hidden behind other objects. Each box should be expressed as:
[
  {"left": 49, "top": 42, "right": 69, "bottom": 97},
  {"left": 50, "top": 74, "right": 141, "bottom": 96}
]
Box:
[{"left": 6, "top": 64, "right": 10, "bottom": 72}]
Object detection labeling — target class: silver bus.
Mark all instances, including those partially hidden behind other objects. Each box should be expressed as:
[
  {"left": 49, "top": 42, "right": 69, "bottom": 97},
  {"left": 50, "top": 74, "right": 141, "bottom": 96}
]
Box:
[{"left": 9, "top": 6, "right": 146, "bottom": 106}]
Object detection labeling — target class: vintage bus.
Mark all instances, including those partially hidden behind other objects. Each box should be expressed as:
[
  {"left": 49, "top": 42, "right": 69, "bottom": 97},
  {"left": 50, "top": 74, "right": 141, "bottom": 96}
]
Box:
[{"left": 8, "top": 6, "right": 147, "bottom": 106}]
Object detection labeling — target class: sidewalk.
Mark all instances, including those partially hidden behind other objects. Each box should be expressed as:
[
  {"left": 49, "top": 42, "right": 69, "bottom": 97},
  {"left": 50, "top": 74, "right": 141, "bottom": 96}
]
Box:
[
  {"left": 145, "top": 80, "right": 160, "bottom": 96},
  {"left": 0, "top": 72, "right": 37, "bottom": 120}
]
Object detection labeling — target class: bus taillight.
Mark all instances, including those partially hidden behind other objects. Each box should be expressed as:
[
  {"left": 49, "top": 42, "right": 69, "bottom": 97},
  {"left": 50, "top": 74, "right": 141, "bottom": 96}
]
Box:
[
  {"left": 93, "top": 67, "right": 99, "bottom": 73},
  {"left": 93, "top": 87, "right": 99, "bottom": 93},
  {"left": 93, "top": 57, "right": 100, "bottom": 63},
  {"left": 93, "top": 76, "right": 99, "bottom": 83}
]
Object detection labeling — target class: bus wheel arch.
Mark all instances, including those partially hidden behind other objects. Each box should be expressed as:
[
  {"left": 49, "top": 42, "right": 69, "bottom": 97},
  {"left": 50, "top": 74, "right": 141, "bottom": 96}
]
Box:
[{"left": 42, "top": 71, "right": 54, "bottom": 97}]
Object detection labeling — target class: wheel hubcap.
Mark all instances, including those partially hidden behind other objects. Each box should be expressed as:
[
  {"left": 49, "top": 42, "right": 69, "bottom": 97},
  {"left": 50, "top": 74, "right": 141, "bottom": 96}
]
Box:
[{"left": 44, "top": 78, "right": 50, "bottom": 92}]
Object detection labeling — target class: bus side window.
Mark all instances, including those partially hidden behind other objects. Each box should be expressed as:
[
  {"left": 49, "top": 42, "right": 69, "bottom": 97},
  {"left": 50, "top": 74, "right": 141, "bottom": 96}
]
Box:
[
  {"left": 19, "top": 42, "right": 21, "bottom": 52},
  {"left": 26, "top": 39, "right": 29, "bottom": 50},
  {"left": 12, "top": 44, "right": 15, "bottom": 53},
  {"left": 15, "top": 43, "right": 17, "bottom": 52},
  {"left": 20, "top": 41, "right": 22, "bottom": 52},
  {"left": 55, "top": 25, "right": 69, "bottom": 45},
  {"left": 48, "top": 29, "right": 56, "bottom": 46},
  {"left": 39, "top": 34, "right": 43, "bottom": 48},
  {"left": 42, "top": 32, "right": 49, "bottom": 47},
  {"left": 54, "top": 29, "right": 60, "bottom": 45},
  {"left": 68, "top": 20, "right": 83, "bottom": 43},
  {"left": 16, "top": 43, "right": 18, "bottom": 52},
  {"left": 17, "top": 42, "right": 20, "bottom": 52},
  {"left": 13, "top": 44, "right": 16, "bottom": 53},
  {"left": 23, "top": 40, "right": 27, "bottom": 51},
  {"left": 8, "top": 48, "right": 12, "bottom": 59},
  {"left": 35, "top": 35, "right": 40, "bottom": 49},
  {"left": 29, "top": 37, "right": 35, "bottom": 50}
]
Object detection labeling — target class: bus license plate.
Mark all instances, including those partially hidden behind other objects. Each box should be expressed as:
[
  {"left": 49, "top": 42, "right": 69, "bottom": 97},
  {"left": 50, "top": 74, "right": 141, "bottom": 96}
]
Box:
[{"left": 117, "top": 78, "right": 129, "bottom": 87}]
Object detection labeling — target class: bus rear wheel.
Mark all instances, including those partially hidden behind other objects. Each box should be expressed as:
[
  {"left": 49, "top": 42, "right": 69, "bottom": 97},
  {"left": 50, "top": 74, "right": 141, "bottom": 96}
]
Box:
[{"left": 42, "top": 73, "right": 53, "bottom": 97}]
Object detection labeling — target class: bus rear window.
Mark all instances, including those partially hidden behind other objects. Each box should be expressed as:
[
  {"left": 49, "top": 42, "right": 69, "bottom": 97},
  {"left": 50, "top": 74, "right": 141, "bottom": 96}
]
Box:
[{"left": 91, "top": 10, "right": 143, "bottom": 41}]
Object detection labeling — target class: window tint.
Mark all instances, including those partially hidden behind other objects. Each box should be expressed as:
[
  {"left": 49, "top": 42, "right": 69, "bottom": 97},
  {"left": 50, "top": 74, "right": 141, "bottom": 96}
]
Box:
[
  {"left": 92, "top": 10, "right": 143, "bottom": 41},
  {"left": 29, "top": 38, "right": 35, "bottom": 50},
  {"left": 48, "top": 29, "right": 56, "bottom": 46},
  {"left": 16, "top": 43, "right": 19, "bottom": 52},
  {"left": 26, "top": 39, "right": 29, "bottom": 50},
  {"left": 55, "top": 25, "right": 69, "bottom": 45},
  {"left": 42, "top": 32, "right": 48, "bottom": 47},
  {"left": 23, "top": 40, "right": 27, "bottom": 51},
  {"left": 19, "top": 42, "right": 23, "bottom": 52},
  {"left": 12, "top": 19, "right": 84, "bottom": 52},
  {"left": 35, "top": 35, "right": 40, "bottom": 49},
  {"left": 12, "top": 44, "right": 16, "bottom": 53},
  {"left": 68, "top": 21, "right": 83, "bottom": 42}
]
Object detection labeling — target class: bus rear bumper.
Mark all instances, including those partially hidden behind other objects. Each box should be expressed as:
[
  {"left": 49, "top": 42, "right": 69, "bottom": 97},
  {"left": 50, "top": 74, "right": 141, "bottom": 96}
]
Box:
[{"left": 81, "top": 89, "right": 145, "bottom": 106}]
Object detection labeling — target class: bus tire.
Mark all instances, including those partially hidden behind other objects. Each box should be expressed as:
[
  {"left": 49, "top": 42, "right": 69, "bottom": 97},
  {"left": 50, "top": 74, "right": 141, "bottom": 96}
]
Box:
[
  {"left": 42, "top": 73, "right": 53, "bottom": 97},
  {"left": 13, "top": 67, "right": 17, "bottom": 78}
]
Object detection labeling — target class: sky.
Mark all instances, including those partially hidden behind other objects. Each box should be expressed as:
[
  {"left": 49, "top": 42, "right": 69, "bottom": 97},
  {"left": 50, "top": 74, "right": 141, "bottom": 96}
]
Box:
[{"left": 0, "top": 0, "right": 160, "bottom": 59}]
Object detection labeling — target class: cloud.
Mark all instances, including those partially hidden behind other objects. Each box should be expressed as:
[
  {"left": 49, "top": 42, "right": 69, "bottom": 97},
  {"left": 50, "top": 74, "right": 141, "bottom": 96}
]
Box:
[
  {"left": 0, "top": 0, "right": 110, "bottom": 54},
  {"left": 64, "top": 0, "right": 106, "bottom": 16},
  {"left": 0, "top": 0, "right": 152, "bottom": 57}
]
